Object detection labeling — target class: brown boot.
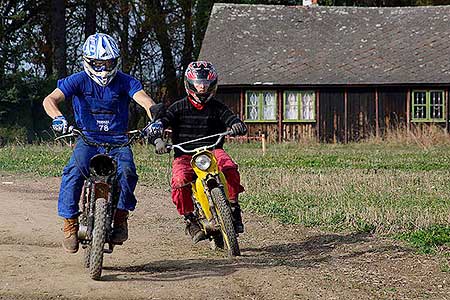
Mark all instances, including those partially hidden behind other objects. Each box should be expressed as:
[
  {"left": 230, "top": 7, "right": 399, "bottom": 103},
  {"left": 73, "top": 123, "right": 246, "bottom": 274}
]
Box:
[
  {"left": 63, "top": 218, "right": 79, "bottom": 253},
  {"left": 111, "top": 209, "right": 128, "bottom": 244},
  {"left": 184, "top": 213, "right": 206, "bottom": 244}
]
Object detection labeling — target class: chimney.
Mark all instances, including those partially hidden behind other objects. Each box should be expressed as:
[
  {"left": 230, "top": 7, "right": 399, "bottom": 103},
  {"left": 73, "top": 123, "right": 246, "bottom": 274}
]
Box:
[{"left": 303, "top": 0, "right": 318, "bottom": 6}]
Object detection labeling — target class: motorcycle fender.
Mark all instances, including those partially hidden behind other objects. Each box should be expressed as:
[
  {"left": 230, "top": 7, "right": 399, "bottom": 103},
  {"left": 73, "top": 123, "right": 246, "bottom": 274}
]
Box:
[
  {"left": 218, "top": 172, "right": 230, "bottom": 199},
  {"left": 94, "top": 182, "right": 110, "bottom": 201},
  {"left": 193, "top": 179, "right": 213, "bottom": 221}
]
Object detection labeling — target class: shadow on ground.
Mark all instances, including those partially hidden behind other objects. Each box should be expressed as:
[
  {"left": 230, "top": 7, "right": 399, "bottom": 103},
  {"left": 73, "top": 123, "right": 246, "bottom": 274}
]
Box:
[{"left": 102, "top": 232, "right": 410, "bottom": 282}]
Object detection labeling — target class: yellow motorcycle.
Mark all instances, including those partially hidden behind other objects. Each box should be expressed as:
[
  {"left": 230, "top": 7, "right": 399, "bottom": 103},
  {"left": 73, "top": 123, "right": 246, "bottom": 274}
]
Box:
[{"left": 168, "top": 131, "right": 240, "bottom": 257}]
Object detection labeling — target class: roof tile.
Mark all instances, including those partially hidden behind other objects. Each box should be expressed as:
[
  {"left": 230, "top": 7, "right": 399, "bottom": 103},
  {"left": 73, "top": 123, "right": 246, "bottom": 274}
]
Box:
[{"left": 199, "top": 4, "right": 450, "bottom": 85}]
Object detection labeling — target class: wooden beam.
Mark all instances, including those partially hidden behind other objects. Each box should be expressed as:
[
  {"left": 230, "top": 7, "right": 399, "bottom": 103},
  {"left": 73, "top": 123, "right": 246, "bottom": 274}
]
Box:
[
  {"left": 344, "top": 88, "right": 348, "bottom": 143},
  {"left": 406, "top": 88, "right": 410, "bottom": 133},
  {"left": 316, "top": 90, "right": 320, "bottom": 142},
  {"left": 278, "top": 89, "right": 283, "bottom": 143},
  {"left": 446, "top": 88, "right": 449, "bottom": 134},
  {"left": 240, "top": 89, "right": 244, "bottom": 120},
  {"left": 375, "top": 87, "right": 379, "bottom": 138}
]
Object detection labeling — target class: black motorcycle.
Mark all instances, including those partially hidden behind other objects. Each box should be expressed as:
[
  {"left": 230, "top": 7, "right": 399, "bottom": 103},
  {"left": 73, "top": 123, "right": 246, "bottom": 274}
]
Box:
[{"left": 56, "top": 127, "right": 146, "bottom": 280}]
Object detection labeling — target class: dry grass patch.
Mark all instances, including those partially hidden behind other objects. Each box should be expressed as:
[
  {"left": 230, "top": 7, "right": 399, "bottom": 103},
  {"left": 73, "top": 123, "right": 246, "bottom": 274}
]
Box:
[{"left": 241, "top": 168, "right": 450, "bottom": 234}]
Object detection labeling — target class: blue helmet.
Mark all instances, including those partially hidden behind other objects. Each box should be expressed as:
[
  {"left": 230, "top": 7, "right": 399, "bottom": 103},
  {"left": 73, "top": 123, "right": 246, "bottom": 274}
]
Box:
[{"left": 82, "top": 33, "right": 121, "bottom": 87}]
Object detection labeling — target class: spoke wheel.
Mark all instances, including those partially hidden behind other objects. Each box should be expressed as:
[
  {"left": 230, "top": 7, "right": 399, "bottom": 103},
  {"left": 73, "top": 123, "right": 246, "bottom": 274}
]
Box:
[
  {"left": 89, "top": 198, "right": 108, "bottom": 280},
  {"left": 210, "top": 187, "right": 240, "bottom": 257}
]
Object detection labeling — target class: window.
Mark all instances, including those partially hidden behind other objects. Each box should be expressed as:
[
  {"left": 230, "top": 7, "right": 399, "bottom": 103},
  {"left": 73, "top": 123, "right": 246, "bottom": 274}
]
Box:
[
  {"left": 412, "top": 90, "right": 445, "bottom": 122},
  {"left": 245, "top": 91, "right": 277, "bottom": 121},
  {"left": 283, "top": 91, "right": 316, "bottom": 121}
]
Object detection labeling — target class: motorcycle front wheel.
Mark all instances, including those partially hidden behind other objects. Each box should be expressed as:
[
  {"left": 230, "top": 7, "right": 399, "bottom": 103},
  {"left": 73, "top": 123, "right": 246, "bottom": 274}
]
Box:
[
  {"left": 83, "top": 245, "right": 91, "bottom": 269},
  {"left": 210, "top": 187, "right": 240, "bottom": 257},
  {"left": 89, "top": 197, "right": 108, "bottom": 280}
]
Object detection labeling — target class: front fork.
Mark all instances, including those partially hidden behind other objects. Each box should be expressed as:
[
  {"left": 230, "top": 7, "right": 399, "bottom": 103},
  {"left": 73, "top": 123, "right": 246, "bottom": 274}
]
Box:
[
  {"left": 196, "top": 174, "right": 226, "bottom": 232},
  {"left": 78, "top": 181, "right": 91, "bottom": 242}
]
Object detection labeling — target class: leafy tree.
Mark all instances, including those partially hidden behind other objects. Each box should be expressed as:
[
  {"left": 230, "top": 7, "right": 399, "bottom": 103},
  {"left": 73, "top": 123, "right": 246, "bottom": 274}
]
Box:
[{"left": 1, "top": 0, "right": 449, "bottom": 142}]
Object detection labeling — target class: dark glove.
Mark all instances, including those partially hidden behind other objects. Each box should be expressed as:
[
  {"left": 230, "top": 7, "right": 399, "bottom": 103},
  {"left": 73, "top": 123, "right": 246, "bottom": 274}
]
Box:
[
  {"left": 230, "top": 122, "right": 247, "bottom": 136},
  {"left": 150, "top": 103, "right": 166, "bottom": 121},
  {"left": 154, "top": 138, "right": 168, "bottom": 155}
]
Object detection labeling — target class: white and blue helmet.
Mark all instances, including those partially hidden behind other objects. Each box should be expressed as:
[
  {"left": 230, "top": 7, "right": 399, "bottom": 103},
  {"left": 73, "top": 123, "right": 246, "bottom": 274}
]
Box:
[{"left": 82, "top": 33, "right": 121, "bottom": 87}]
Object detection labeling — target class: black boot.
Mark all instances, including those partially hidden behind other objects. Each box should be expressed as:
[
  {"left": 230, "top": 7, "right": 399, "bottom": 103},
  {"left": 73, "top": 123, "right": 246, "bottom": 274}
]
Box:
[
  {"left": 184, "top": 213, "right": 206, "bottom": 244},
  {"left": 230, "top": 203, "right": 244, "bottom": 233}
]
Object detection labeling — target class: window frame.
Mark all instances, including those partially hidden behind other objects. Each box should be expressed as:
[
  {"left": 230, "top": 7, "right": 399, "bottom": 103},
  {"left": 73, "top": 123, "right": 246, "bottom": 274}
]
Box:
[
  {"left": 283, "top": 90, "right": 316, "bottom": 122},
  {"left": 411, "top": 89, "right": 446, "bottom": 122},
  {"left": 244, "top": 90, "right": 278, "bottom": 122}
]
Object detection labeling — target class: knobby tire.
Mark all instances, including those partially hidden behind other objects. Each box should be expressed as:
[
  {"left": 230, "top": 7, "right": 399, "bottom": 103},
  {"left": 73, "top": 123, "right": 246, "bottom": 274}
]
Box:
[
  {"left": 89, "top": 197, "right": 108, "bottom": 280},
  {"left": 210, "top": 187, "right": 240, "bottom": 257},
  {"left": 83, "top": 245, "right": 91, "bottom": 268}
]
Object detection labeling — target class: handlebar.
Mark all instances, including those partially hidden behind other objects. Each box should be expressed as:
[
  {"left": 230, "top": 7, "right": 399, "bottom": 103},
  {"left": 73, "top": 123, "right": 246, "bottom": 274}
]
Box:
[
  {"left": 55, "top": 126, "right": 148, "bottom": 150},
  {"left": 166, "top": 130, "right": 233, "bottom": 154}
]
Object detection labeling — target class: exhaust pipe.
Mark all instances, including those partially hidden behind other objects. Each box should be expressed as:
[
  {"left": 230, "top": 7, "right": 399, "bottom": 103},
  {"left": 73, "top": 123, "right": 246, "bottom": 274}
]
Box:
[{"left": 78, "top": 224, "right": 88, "bottom": 240}]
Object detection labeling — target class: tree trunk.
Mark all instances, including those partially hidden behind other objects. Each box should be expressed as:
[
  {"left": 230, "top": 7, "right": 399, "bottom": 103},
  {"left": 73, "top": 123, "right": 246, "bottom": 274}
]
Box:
[
  {"left": 85, "top": 0, "right": 97, "bottom": 38},
  {"left": 41, "top": 1, "right": 54, "bottom": 78},
  {"left": 51, "top": 0, "right": 67, "bottom": 78},
  {"left": 0, "top": 9, "right": 5, "bottom": 82},
  {"left": 193, "top": 0, "right": 214, "bottom": 59},
  {"left": 149, "top": 0, "right": 179, "bottom": 104},
  {"left": 180, "top": 0, "right": 194, "bottom": 75},
  {"left": 119, "top": 0, "right": 131, "bottom": 73}
]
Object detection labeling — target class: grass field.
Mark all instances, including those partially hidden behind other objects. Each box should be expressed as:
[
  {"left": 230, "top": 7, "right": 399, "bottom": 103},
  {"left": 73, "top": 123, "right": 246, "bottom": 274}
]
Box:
[{"left": 1, "top": 138, "right": 450, "bottom": 253}]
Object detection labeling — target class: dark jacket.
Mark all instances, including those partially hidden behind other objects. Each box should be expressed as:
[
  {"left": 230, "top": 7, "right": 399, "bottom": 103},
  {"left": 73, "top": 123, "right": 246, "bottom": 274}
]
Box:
[{"left": 160, "top": 97, "right": 244, "bottom": 157}]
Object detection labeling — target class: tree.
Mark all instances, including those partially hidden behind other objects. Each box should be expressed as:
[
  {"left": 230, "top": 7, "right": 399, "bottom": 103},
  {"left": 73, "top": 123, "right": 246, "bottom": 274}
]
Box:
[
  {"left": 147, "top": 0, "right": 179, "bottom": 104},
  {"left": 51, "top": 0, "right": 67, "bottom": 78},
  {"left": 180, "top": 0, "right": 194, "bottom": 74},
  {"left": 85, "top": 0, "right": 97, "bottom": 37}
]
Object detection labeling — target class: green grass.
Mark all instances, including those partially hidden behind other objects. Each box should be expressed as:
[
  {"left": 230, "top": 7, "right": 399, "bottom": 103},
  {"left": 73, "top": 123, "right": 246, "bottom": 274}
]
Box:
[
  {"left": 395, "top": 225, "right": 450, "bottom": 254},
  {"left": 1, "top": 140, "right": 450, "bottom": 253},
  {"left": 0, "top": 144, "right": 72, "bottom": 176}
]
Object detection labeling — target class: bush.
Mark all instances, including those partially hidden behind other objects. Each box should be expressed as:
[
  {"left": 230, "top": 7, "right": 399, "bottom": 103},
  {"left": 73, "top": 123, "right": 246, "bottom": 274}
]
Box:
[
  {"left": 0, "top": 73, "right": 57, "bottom": 143},
  {"left": 0, "top": 126, "right": 28, "bottom": 145}
]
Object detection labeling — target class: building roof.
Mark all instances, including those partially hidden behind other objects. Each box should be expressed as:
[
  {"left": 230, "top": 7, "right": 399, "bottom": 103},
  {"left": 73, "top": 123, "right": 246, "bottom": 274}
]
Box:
[{"left": 199, "top": 4, "right": 450, "bottom": 86}]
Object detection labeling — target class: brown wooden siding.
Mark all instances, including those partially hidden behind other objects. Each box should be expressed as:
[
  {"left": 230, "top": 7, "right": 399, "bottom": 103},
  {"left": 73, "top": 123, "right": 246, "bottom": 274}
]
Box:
[
  {"left": 378, "top": 87, "right": 407, "bottom": 133},
  {"left": 282, "top": 123, "right": 316, "bottom": 141},
  {"left": 245, "top": 123, "right": 316, "bottom": 143},
  {"left": 215, "top": 88, "right": 240, "bottom": 115},
  {"left": 347, "top": 88, "right": 376, "bottom": 141},
  {"left": 247, "top": 123, "right": 278, "bottom": 143},
  {"left": 217, "top": 85, "right": 449, "bottom": 143},
  {"left": 319, "top": 88, "right": 345, "bottom": 143}
]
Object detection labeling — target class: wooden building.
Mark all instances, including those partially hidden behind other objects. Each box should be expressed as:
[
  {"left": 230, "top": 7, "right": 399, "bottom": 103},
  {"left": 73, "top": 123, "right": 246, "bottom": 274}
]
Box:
[{"left": 198, "top": 4, "right": 450, "bottom": 142}]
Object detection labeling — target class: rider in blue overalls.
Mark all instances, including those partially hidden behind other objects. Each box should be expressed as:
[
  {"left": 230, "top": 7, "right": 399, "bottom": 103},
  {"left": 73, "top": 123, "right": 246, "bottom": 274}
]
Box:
[{"left": 43, "top": 33, "right": 156, "bottom": 253}]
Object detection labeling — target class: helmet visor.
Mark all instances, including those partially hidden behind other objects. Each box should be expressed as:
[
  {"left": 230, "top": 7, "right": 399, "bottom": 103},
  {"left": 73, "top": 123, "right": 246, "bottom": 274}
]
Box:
[
  {"left": 189, "top": 78, "right": 217, "bottom": 94},
  {"left": 86, "top": 58, "right": 118, "bottom": 72},
  {"left": 193, "top": 79, "right": 212, "bottom": 91}
]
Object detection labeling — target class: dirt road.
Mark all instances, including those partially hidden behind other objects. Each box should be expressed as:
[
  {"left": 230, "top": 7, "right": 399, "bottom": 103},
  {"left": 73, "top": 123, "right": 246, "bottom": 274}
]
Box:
[{"left": 0, "top": 174, "right": 448, "bottom": 300}]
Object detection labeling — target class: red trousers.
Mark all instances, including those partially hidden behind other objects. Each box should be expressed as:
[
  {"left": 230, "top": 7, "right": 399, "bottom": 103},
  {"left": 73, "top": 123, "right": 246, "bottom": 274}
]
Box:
[{"left": 171, "top": 149, "right": 244, "bottom": 215}]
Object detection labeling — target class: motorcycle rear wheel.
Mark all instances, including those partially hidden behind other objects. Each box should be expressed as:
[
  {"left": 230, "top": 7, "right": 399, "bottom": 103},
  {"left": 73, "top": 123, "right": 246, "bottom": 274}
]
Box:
[
  {"left": 210, "top": 187, "right": 240, "bottom": 257},
  {"left": 89, "top": 197, "right": 108, "bottom": 280}
]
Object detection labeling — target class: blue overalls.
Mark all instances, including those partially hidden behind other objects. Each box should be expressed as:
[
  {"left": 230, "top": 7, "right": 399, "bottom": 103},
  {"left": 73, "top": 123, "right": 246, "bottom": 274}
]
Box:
[{"left": 57, "top": 71, "right": 143, "bottom": 218}]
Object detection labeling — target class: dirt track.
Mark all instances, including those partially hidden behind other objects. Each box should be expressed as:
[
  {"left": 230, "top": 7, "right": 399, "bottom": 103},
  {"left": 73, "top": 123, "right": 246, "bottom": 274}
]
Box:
[{"left": 0, "top": 173, "right": 449, "bottom": 300}]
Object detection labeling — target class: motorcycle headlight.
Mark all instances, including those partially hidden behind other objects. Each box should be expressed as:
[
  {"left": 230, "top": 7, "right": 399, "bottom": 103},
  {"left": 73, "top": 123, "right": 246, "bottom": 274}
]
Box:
[{"left": 194, "top": 154, "right": 211, "bottom": 171}]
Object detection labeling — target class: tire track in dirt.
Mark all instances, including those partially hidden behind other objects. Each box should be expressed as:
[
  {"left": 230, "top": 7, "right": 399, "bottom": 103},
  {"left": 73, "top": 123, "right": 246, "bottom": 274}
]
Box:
[{"left": 0, "top": 174, "right": 449, "bottom": 299}]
